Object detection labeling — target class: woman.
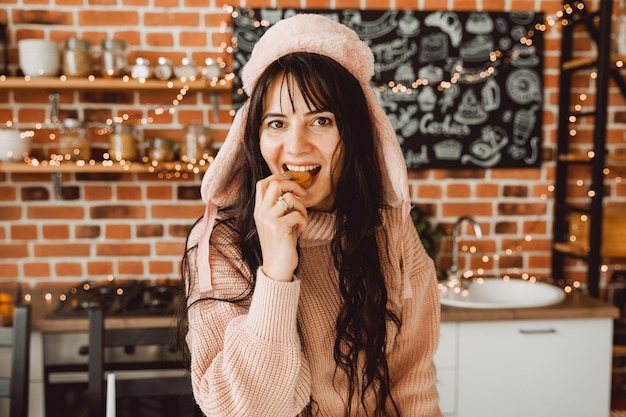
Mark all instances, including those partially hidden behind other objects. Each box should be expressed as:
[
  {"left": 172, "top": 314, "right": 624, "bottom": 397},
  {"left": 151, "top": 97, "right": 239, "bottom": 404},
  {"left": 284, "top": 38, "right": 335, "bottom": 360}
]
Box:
[{"left": 180, "top": 13, "right": 442, "bottom": 417}]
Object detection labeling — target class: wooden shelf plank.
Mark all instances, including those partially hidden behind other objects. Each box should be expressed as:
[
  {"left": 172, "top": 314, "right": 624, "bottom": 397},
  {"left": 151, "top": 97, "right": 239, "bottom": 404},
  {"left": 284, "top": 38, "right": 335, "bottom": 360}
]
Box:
[
  {"left": 0, "top": 161, "right": 209, "bottom": 174},
  {"left": 561, "top": 55, "right": 626, "bottom": 71},
  {"left": 558, "top": 153, "right": 626, "bottom": 164},
  {"left": 0, "top": 76, "right": 232, "bottom": 91},
  {"left": 562, "top": 57, "right": 597, "bottom": 71},
  {"left": 558, "top": 154, "right": 594, "bottom": 163},
  {"left": 553, "top": 242, "right": 626, "bottom": 259},
  {"left": 553, "top": 242, "right": 590, "bottom": 257}
]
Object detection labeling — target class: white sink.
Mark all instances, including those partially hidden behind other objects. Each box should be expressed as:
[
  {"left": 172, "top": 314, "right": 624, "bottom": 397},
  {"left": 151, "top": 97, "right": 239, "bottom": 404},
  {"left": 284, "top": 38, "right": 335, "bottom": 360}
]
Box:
[{"left": 439, "top": 278, "right": 566, "bottom": 309}]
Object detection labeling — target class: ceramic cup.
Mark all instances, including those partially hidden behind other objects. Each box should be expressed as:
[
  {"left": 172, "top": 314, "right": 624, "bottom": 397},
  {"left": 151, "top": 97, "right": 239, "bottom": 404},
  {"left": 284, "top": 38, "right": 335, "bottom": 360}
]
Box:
[
  {"left": 18, "top": 39, "right": 60, "bottom": 77},
  {"left": 0, "top": 128, "right": 31, "bottom": 161}
]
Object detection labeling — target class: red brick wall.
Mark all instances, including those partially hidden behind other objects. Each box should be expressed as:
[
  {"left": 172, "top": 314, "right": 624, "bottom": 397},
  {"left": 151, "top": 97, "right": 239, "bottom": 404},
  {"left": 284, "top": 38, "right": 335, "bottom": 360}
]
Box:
[{"left": 1, "top": 0, "right": 625, "bottom": 291}]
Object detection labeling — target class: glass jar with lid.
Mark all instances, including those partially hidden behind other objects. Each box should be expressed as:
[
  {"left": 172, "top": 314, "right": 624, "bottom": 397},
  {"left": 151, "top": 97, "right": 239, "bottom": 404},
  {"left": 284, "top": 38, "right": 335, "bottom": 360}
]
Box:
[
  {"left": 174, "top": 57, "right": 197, "bottom": 80},
  {"left": 101, "top": 39, "right": 127, "bottom": 78},
  {"left": 63, "top": 38, "right": 91, "bottom": 77},
  {"left": 131, "top": 58, "right": 152, "bottom": 80},
  {"left": 154, "top": 57, "right": 173, "bottom": 81},
  {"left": 180, "top": 121, "right": 213, "bottom": 163},
  {"left": 109, "top": 123, "right": 138, "bottom": 161},
  {"left": 201, "top": 58, "right": 221, "bottom": 80},
  {"left": 58, "top": 118, "right": 90, "bottom": 161}
]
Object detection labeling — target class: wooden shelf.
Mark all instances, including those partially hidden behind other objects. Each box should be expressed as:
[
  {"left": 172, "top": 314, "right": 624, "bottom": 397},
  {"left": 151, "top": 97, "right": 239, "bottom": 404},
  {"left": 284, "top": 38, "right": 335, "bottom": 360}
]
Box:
[
  {"left": 562, "top": 57, "right": 597, "bottom": 71},
  {"left": 553, "top": 242, "right": 589, "bottom": 258},
  {"left": 0, "top": 76, "right": 232, "bottom": 91},
  {"left": 562, "top": 55, "right": 626, "bottom": 71},
  {"left": 558, "top": 153, "right": 626, "bottom": 164},
  {"left": 0, "top": 161, "right": 209, "bottom": 174},
  {"left": 554, "top": 242, "right": 626, "bottom": 258},
  {"left": 0, "top": 76, "right": 223, "bottom": 179},
  {"left": 555, "top": 205, "right": 626, "bottom": 258}
]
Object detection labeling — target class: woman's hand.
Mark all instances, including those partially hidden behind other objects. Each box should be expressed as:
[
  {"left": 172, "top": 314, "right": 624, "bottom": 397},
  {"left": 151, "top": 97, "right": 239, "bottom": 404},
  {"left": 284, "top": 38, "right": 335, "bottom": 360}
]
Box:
[{"left": 254, "top": 174, "right": 308, "bottom": 282}]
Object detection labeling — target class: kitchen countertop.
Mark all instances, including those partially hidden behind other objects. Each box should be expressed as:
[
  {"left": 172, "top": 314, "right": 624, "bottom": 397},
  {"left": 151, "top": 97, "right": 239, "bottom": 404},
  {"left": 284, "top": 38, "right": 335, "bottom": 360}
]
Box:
[
  {"left": 30, "top": 303, "right": 179, "bottom": 333},
  {"left": 441, "top": 290, "right": 619, "bottom": 322},
  {"left": 20, "top": 286, "right": 179, "bottom": 332},
  {"left": 33, "top": 312, "right": 179, "bottom": 333},
  {"left": 25, "top": 288, "right": 619, "bottom": 333}
]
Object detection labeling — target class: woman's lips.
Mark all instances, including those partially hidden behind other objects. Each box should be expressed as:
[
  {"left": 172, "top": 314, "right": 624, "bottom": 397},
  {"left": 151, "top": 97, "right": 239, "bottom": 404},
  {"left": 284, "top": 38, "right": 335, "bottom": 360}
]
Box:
[{"left": 283, "top": 164, "right": 321, "bottom": 188}]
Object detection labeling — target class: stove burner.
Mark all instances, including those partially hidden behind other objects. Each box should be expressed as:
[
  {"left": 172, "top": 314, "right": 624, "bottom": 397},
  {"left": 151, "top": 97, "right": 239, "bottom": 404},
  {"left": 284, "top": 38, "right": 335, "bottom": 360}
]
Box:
[{"left": 48, "top": 279, "right": 181, "bottom": 318}]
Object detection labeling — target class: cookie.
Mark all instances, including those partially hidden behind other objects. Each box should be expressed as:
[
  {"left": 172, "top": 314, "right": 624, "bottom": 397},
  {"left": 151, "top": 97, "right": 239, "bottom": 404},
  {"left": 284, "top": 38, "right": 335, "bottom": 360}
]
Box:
[{"left": 286, "top": 170, "right": 312, "bottom": 188}]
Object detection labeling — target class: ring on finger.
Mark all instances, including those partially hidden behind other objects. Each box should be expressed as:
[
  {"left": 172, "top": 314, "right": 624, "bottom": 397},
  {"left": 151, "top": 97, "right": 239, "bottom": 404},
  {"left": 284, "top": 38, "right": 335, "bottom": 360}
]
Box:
[{"left": 276, "top": 195, "right": 289, "bottom": 214}]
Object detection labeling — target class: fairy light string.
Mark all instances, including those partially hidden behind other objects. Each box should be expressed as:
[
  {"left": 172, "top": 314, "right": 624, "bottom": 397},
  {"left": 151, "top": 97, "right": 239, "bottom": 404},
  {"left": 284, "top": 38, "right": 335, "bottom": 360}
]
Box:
[{"left": 3, "top": 2, "right": 623, "bottom": 291}]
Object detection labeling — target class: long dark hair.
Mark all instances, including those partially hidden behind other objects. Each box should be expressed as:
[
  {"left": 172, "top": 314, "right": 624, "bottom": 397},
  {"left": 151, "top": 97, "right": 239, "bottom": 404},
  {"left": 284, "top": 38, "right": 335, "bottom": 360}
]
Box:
[{"left": 180, "top": 52, "right": 401, "bottom": 417}]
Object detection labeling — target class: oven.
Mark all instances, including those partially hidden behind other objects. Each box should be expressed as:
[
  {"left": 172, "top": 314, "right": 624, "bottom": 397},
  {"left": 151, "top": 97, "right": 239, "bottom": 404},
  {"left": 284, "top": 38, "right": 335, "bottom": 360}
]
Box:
[{"left": 42, "top": 279, "right": 200, "bottom": 417}]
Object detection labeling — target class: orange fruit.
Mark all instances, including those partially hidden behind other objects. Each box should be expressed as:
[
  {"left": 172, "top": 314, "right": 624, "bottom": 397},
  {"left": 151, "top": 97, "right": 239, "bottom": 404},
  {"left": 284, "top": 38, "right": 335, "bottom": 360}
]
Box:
[{"left": 0, "top": 292, "right": 15, "bottom": 325}]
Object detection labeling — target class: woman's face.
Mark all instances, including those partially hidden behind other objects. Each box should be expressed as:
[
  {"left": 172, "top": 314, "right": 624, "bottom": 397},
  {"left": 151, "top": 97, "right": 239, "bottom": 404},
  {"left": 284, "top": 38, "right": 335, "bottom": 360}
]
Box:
[{"left": 259, "top": 76, "right": 343, "bottom": 212}]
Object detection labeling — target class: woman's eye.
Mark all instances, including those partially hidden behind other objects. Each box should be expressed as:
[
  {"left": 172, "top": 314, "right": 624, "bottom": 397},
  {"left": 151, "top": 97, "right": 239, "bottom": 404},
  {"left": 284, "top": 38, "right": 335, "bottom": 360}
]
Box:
[
  {"left": 268, "top": 120, "right": 284, "bottom": 129},
  {"left": 313, "top": 117, "right": 332, "bottom": 127}
]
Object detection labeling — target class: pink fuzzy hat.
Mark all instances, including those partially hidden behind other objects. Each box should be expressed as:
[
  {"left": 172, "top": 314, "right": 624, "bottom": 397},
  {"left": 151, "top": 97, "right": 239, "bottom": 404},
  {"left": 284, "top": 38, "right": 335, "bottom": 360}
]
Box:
[{"left": 196, "top": 13, "right": 411, "bottom": 294}]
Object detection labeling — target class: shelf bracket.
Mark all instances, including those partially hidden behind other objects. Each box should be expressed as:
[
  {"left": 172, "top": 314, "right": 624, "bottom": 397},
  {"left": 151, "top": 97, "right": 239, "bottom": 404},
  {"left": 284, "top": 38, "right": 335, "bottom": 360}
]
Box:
[
  {"left": 211, "top": 91, "right": 219, "bottom": 121},
  {"left": 52, "top": 172, "right": 63, "bottom": 199},
  {"left": 49, "top": 92, "right": 59, "bottom": 124}
]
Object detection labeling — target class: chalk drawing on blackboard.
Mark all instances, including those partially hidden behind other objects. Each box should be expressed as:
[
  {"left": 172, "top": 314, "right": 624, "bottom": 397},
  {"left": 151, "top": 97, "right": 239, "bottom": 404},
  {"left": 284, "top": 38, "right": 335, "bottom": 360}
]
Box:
[
  {"left": 417, "top": 64, "right": 443, "bottom": 83},
  {"left": 453, "top": 90, "right": 489, "bottom": 125},
  {"left": 466, "top": 13, "right": 494, "bottom": 34},
  {"left": 510, "top": 11, "right": 536, "bottom": 25},
  {"left": 439, "top": 84, "right": 460, "bottom": 112},
  {"left": 420, "top": 32, "right": 448, "bottom": 62},
  {"left": 418, "top": 87, "right": 437, "bottom": 113},
  {"left": 460, "top": 35, "right": 495, "bottom": 62},
  {"left": 511, "top": 25, "right": 529, "bottom": 41},
  {"left": 397, "top": 11, "right": 420, "bottom": 37},
  {"left": 231, "top": 8, "right": 545, "bottom": 169},
  {"left": 506, "top": 69, "right": 541, "bottom": 105},
  {"left": 513, "top": 105, "right": 539, "bottom": 145},
  {"left": 434, "top": 139, "right": 462, "bottom": 161},
  {"left": 395, "top": 64, "right": 417, "bottom": 86},
  {"left": 342, "top": 10, "right": 398, "bottom": 39},
  {"left": 424, "top": 12, "right": 462, "bottom": 47},
  {"left": 481, "top": 79, "right": 500, "bottom": 111},
  {"left": 510, "top": 43, "right": 540, "bottom": 68},
  {"left": 461, "top": 125, "right": 509, "bottom": 167}
]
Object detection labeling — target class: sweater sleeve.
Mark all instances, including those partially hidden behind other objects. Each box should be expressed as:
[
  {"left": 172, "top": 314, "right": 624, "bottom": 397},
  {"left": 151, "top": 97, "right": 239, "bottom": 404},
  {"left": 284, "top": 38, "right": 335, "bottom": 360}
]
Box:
[
  {"left": 389, "top": 216, "right": 443, "bottom": 417},
  {"left": 185, "top": 223, "right": 312, "bottom": 417}
]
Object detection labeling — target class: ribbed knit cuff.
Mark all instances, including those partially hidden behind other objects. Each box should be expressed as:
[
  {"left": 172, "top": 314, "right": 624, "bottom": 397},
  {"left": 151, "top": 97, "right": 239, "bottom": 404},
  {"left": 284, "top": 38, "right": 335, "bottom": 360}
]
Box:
[{"left": 245, "top": 268, "right": 301, "bottom": 344}]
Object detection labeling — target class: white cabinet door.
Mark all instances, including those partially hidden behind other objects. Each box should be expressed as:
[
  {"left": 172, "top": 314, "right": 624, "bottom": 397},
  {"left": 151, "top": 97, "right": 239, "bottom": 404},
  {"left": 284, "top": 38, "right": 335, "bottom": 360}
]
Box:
[
  {"left": 435, "top": 323, "right": 458, "bottom": 416},
  {"left": 456, "top": 318, "right": 613, "bottom": 417}
]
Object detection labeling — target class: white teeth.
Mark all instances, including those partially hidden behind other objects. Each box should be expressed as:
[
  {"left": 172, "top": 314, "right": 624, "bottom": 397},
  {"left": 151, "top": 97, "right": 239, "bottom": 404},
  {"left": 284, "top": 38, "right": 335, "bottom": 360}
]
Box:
[{"left": 285, "top": 164, "right": 319, "bottom": 172}]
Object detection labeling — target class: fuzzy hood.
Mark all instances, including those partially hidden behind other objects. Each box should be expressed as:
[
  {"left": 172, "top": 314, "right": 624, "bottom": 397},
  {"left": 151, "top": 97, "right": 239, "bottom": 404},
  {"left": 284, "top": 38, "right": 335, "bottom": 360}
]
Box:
[{"left": 196, "top": 13, "right": 411, "bottom": 294}]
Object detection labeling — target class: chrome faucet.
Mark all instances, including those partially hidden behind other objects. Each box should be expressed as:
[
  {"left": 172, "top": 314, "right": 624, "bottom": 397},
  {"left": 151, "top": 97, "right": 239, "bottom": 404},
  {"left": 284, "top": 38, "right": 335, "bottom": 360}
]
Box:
[{"left": 445, "top": 216, "right": 483, "bottom": 286}]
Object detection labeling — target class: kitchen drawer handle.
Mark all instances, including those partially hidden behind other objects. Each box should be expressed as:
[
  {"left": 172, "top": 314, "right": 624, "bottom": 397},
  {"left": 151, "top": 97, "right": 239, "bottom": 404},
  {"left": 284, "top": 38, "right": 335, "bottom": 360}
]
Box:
[{"left": 519, "top": 329, "right": 557, "bottom": 335}]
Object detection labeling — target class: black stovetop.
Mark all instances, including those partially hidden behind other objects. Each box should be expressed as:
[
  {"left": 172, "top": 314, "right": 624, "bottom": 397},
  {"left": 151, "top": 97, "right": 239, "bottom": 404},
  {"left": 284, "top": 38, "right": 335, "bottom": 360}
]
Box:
[{"left": 48, "top": 279, "right": 182, "bottom": 318}]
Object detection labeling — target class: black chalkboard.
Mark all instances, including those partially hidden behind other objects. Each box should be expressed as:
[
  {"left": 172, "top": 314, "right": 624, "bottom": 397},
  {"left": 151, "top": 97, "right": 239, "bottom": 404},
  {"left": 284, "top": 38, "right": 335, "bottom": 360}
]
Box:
[{"left": 232, "top": 8, "right": 544, "bottom": 169}]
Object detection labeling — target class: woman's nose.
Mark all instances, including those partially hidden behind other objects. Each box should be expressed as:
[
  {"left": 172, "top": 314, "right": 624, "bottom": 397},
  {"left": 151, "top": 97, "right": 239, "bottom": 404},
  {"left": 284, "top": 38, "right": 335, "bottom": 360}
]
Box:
[{"left": 284, "top": 126, "right": 310, "bottom": 154}]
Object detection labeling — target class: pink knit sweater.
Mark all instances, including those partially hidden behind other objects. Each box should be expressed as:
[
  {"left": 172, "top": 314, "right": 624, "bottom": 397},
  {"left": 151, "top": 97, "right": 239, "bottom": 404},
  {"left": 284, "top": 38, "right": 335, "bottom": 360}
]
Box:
[{"left": 186, "top": 208, "right": 442, "bottom": 417}]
